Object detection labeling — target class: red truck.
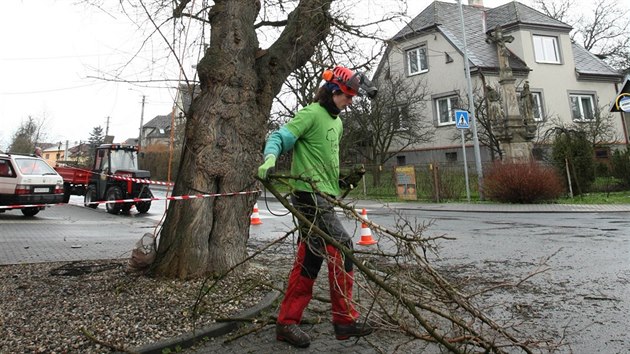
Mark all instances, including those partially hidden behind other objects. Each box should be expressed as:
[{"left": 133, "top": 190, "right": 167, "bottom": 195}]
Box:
[{"left": 55, "top": 144, "right": 153, "bottom": 215}]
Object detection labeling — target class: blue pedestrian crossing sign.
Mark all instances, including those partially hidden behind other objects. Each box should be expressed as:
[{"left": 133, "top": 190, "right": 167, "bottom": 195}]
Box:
[{"left": 455, "top": 110, "right": 470, "bottom": 129}]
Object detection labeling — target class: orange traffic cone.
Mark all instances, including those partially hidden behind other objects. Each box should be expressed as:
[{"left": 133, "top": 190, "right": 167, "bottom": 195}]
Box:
[
  {"left": 251, "top": 203, "right": 263, "bottom": 225},
  {"left": 357, "top": 208, "right": 377, "bottom": 245}
]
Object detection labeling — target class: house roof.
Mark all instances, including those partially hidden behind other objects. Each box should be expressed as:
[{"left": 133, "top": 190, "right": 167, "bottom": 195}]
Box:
[
  {"left": 392, "top": 1, "right": 531, "bottom": 72},
  {"left": 143, "top": 114, "right": 171, "bottom": 130},
  {"left": 68, "top": 144, "right": 90, "bottom": 154},
  {"left": 389, "top": 1, "right": 619, "bottom": 79},
  {"left": 572, "top": 43, "right": 620, "bottom": 79},
  {"left": 43, "top": 145, "right": 62, "bottom": 152},
  {"left": 122, "top": 138, "right": 139, "bottom": 145},
  {"left": 484, "top": 1, "right": 571, "bottom": 31},
  {"left": 143, "top": 114, "right": 172, "bottom": 138}
]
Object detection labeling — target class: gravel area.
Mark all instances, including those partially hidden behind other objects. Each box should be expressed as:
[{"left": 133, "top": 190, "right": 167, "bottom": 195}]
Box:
[{"left": 0, "top": 258, "right": 279, "bottom": 353}]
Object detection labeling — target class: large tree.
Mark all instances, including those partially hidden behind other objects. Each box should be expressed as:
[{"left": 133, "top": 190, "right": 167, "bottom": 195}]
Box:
[
  {"left": 150, "top": 1, "right": 325, "bottom": 279},
  {"left": 132, "top": 0, "right": 401, "bottom": 279}
]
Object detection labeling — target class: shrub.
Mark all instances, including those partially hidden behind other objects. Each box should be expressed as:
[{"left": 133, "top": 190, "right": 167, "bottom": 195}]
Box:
[
  {"left": 483, "top": 161, "right": 565, "bottom": 203},
  {"left": 551, "top": 130, "right": 595, "bottom": 195},
  {"left": 611, "top": 148, "right": 630, "bottom": 187}
]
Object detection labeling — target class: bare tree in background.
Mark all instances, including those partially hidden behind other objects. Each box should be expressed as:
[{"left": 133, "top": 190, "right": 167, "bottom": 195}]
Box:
[
  {"left": 455, "top": 83, "right": 504, "bottom": 161},
  {"left": 533, "top": 0, "right": 630, "bottom": 72},
  {"left": 342, "top": 73, "right": 433, "bottom": 186},
  {"left": 538, "top": 102, "right": 622, "bottom": 147},
  {"left": 271, "top": 34, "right": 387, "bottom": 131}
]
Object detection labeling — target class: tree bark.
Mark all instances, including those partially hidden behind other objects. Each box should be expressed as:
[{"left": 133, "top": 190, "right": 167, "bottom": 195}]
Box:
[{"left": 151, "top": 0, "right": 332, "bottom": 279}]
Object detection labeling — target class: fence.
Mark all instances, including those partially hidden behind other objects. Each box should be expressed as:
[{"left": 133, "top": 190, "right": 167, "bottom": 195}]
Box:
[
  {"left": 343, "top": 162, "right": 482, "bottom": 202},
  {"left": 139, "top": 149, "right": 628, "bottom": 201}
]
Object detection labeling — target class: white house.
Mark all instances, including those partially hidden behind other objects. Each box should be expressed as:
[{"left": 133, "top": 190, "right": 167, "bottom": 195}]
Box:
[{"left": 373, "top": 0, "right": 626, "bottom": 165}]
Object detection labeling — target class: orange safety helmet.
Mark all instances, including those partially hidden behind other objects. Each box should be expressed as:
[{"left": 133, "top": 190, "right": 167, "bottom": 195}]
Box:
[{"left": 322, "top": 66, "right": 360, "bottom": 97}]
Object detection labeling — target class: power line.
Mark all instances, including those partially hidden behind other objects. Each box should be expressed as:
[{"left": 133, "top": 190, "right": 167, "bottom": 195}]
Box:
[
  {"left": 0, "top": 53, "right": 118, "bottom": 61},
  {"left": 1, "top": 83, "right": 103, "bottom": 95}
]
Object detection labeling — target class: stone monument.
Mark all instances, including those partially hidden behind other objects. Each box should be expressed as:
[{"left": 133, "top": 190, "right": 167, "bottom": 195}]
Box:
[{"left": 486, "top": 26, "right": 537, "bottom": 162}]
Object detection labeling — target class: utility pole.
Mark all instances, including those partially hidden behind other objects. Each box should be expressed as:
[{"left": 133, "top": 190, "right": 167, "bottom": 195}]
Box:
[
  {"left": 138, "top": 95, "right": 146, "bottom": 150},
  {"left": 458, "top": 0, "right": 484, "bottom": 200},
  {"left": 105, "top": 116, "right": 111, "bottom": 137}
]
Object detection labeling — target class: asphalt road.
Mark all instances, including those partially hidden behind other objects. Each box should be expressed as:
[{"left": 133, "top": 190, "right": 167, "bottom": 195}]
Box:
[
  {"left": 248, "top": 200, "right": 630, "bottom": 353},
  {"left": 1, "top": 195, "right": 629, "bottom": 353}
]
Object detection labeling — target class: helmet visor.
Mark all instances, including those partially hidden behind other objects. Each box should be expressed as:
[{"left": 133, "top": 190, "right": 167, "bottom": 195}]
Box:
[{"left": 348, "top": 72, "right": 378, "bottom": 99}]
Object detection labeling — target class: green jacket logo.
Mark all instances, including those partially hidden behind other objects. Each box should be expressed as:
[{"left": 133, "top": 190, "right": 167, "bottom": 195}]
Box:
[{"left": 326, "top": 128, "right": 338, "bottom": 153}]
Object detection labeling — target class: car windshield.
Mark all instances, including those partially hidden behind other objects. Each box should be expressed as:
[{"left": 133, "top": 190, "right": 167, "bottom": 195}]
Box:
[
  {"left": 15, "top": 158, "right": 58, "bottom": 175},
  {"left": 110, "top": 149, "right": 138, "bottom": 171}
]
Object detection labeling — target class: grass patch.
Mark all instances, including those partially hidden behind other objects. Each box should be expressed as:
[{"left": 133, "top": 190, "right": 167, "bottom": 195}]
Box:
[
  {"left": 265, "top": 168, "right": 630, "bottom": 205},
  {"left": 557, "top": 191, "right": 630, "bottom": 204}
]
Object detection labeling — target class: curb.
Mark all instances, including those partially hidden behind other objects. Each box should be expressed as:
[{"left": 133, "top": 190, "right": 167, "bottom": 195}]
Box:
[
  {"left": 392, "top": 204, "right": 630, "bottom": 213},
  {"left": 128, "top": 286, "right": 282, "bottom": 354}
]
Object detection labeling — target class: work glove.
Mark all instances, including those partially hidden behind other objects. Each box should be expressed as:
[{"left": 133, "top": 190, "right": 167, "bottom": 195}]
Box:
[
  {"left": 339, "top": 164, "right": 366, "bottom": 190},
  {"left": 257, "top": 154, "right": 277, "bottom": 180}
]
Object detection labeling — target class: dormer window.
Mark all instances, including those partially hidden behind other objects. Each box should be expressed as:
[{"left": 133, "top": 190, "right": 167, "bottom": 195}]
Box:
[
  {"left": 406, "top": 45, "right": 428, "bottom": 75},
  {"left": 533, "top": 35, "right": 560, "bottom": 64}
]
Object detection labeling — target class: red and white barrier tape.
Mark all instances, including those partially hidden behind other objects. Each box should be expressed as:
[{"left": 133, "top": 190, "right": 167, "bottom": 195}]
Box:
[
  {"left": 0, "top": 203, "right": 52, "bottom": 210},
  {"left": 0, "top": 189, "right": 261, "bottom": 210},
  {"left": 110, "top": 175, "right": 174, "bottom": 186},
  {"left": 57, "top": 166, "right": 175, "bottom": 186}
]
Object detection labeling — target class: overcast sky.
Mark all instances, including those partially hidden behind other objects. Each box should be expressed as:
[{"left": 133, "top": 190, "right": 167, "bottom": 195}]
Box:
[{"left": 1, "top": 0, "right": 534, "bottom": 150}]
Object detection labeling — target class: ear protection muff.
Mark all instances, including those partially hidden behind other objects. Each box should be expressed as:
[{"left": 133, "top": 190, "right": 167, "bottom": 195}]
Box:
[{"left": 322, "top": 69, "right": 334, "bottom": 82}]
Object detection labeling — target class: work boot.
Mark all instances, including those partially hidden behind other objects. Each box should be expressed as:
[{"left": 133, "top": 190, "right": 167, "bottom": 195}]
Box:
[
  {"left": 333, "top": 321, "right": 373, "bottom": 340},
  {"left": 276, "top": 324, "right": 311, "bottom": 348}
]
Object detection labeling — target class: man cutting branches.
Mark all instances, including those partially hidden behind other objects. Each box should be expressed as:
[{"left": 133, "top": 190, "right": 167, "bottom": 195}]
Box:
[{"left": 258, "top": 65, "right": 376, "bottom": 348}]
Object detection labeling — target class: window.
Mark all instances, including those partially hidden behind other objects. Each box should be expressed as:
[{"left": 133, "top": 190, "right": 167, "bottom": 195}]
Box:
[
  {"left": 14, "top": 158, "right": 57, "bottom": 175},
  {"left": 392, "top": 105, "right": 410, "bottom": 130},
  {"left": 519, "top": 91, "right": 544, "bottom": 121},
  {"left": 406, "top": 45, "right": 428, "bottom": 75},
  {"left": 594, "top": 148, "right": 610, "bottom": 159},
  {"left": 532, "top": 92, "right": 543, "bottom": 121},
  {"left": 0, "top": 160, "right": 14, "bottom": 177},
  {"left": 570, "top": 94, "right": 595, "bottom": 121},
  {"left": 435, "top": 96, "right": 459, "bottom": 125},
  {"left": 533, "top": 35, "right": 560, "bottom": 63},
  {"left": 445, "top": 52, "right": 453, "bottom": 63},
  {"left": 396, "top": 155, "right": 407, "bottom": 166},
  {"left": 445, "top": 152, "right": 457, "bottom": 162}
]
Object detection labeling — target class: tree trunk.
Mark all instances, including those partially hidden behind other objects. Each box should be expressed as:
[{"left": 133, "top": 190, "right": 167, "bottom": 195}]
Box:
[{"left": 151, "top": 0, "right": 332, "bottom": 279}]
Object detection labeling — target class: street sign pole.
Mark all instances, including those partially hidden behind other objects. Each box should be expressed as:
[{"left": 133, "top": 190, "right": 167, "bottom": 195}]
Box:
[
  {"left": 456, "top": 110, "right": 471, "bottom": 202},
  {"left": 458, "top": 0, "right": 484, "bottom": 200},
  {"left": 460, "top": 129, "right": 471, "bottom": 202}
]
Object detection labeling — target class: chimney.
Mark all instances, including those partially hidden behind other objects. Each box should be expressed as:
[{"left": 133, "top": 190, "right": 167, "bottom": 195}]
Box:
[{"left": 468, "top": 0, "right": 484, "bottom": 7}]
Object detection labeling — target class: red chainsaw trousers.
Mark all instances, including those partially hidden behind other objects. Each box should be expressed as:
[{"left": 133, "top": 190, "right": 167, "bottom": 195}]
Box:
[{"left": 276, "top": 241, "right": 359, "bottom": 325}]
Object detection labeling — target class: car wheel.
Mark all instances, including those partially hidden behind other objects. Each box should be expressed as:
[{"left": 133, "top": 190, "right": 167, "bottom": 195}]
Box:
[
  {"left": 21, "top": 207, "right": 40, "bottom": 217},
  {"left": 105, "top": 186, "right": 123, "bottom": 215},
  {"left": 136, "top": 188, "right": 152, "bottom": 214},
  {"left": 121, "top": 203, "right": 132, "bottom": 215},
  {"left": 62, "top": 187, "right": 71, "bottom": 203},
  {"left": 84, "top": 185, "right": 98, "bottom": 209}
]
